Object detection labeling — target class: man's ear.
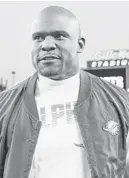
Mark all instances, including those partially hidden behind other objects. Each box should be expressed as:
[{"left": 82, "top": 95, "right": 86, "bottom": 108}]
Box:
[{"left": 77, "top": 37, "right": 85, "bottom": 53}]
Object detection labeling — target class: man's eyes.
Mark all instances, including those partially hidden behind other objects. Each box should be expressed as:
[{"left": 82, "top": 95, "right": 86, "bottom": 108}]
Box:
[
  {"left": 54, "top": 33, "right": 66, "bottom": 39},
  {"left": 33, "top": 36, "right": 43, "bottom": 41},
  {"left": 33, "top": 33, "right": 67, "bottom": 41}
]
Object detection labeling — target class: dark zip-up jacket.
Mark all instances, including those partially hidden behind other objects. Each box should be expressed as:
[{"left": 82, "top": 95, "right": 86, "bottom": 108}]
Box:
[{"left": 0, "top": 69, "right": 129, "bottom": 178}]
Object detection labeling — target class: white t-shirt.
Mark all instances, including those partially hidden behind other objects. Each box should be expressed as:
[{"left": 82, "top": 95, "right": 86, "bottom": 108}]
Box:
[{"left": 29, "top": 73, "right": 91, "bottom": 178}]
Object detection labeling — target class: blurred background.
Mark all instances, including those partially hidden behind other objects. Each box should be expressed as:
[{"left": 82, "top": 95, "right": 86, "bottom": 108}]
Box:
[{"left": 0, "top": 1, "right": 129, "bottom": 90}]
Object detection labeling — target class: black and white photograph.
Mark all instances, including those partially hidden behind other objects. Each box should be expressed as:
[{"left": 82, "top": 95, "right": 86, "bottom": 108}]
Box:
[{"left": 0, "top": 1, "right": 129, "bottom": 178}]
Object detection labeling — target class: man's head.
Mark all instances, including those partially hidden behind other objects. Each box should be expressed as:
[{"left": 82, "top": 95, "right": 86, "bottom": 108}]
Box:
[{"left": 31, "top": 6, "right": 85, "bottom": 80}]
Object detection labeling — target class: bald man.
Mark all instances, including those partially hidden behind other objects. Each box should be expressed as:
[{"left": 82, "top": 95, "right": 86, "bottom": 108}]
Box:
[
  {"left": 31, "top": 6, "right": 84, "bottom": 80},
  {"left": 0, "top": 6, "right": 129, "bottom": 178}
]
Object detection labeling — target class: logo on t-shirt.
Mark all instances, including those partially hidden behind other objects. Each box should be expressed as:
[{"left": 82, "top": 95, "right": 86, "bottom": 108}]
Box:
[{"left": 39, "top": 101, "right": 76, "bottom": 127}]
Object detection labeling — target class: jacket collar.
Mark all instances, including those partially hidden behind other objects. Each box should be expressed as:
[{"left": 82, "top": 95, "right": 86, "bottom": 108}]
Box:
[
  {"left": 76, "top": 69, "right": 91, "bottom": 107},
  {"left": 24, "top": 69, "right": 91, "bottom": 120},
  {"left": 24, "top": 72, "right": 39, "bottom": 119}
]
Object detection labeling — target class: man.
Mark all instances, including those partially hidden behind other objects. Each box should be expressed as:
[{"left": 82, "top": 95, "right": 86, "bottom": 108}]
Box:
[{"left": 0, "top": 5, "right": 129, "bottom": 178}]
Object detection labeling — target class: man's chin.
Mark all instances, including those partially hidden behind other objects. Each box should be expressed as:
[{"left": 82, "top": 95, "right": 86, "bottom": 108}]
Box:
[{"left": 39, "top": 70, "right": 61, "bottom": 80}]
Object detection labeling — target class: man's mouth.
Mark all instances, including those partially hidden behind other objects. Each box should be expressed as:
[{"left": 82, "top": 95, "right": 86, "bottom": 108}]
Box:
[{"left": 38, "top": 55, "right": 60, "bottom": 62}]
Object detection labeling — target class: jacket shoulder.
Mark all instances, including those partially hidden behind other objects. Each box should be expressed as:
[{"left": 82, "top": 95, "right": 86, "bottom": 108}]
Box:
[
  {"left": 0, "top": 76, "right": 31, "bottom": 109},
  {"left": 88, "top": 71, "right": 129, "bottom": 101},
  {"left": 86, "top": 70, "right": 129, "bottom": 124}
]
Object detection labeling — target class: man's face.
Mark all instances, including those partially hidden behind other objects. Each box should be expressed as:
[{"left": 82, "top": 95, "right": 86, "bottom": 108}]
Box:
[{"left": 31, "top": 13, "right": 84, "bottom": 80}]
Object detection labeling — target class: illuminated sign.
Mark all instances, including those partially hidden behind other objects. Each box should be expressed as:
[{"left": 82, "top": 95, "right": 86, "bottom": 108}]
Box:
[
  {"left": 87, "top": 49, "right": 129, "bottom": 68},
  {"left": 87, "top": 59, "right": 129, "bottom": 68},
  {"left": 86, "top": 67, "right": 129, "bottom": 90},
  {"left": 94, "top": 49, "right": 129, "bottom": 60},
  {"left": 101, "top": 76, "right": 124, "bottom": 88},
  {"left": 86, "top": 49, "right": 129, "bottom": 91}
]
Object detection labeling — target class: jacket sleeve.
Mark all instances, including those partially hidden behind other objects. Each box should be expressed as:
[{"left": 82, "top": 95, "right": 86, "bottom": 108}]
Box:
[
  {"left": 98, "top": 77, "right": 129, "bottom": 177},
  {"left": 0, "top": 88, "right": 22, "bottom": 177},
  {"left": 124, "top": 91, "right": 129, "bottom": 176},
  {"left": 0, "top": 77, "right": 29, "bottom": 178},
  {"left": 0, "top": 90, "right": 12, "bottom": 178},
  {"left": 0, "top": 88, "right": 21, "bottom": 177},
  {"left": 108, "top": 82, "right": 129, "bottom": 176}
]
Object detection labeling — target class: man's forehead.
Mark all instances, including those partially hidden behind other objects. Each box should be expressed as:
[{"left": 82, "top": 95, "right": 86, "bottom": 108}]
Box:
[
  {"left": 31, "top": 6, "right": 80, "bottom": 36},
  {"left": 31, "top": 14, "right": 79, "bottom": 35}
]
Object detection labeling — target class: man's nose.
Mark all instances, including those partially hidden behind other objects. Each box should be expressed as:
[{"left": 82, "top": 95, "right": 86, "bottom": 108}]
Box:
[{"left": 41, "top": 36, "right": 56, "bottom": 51}]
